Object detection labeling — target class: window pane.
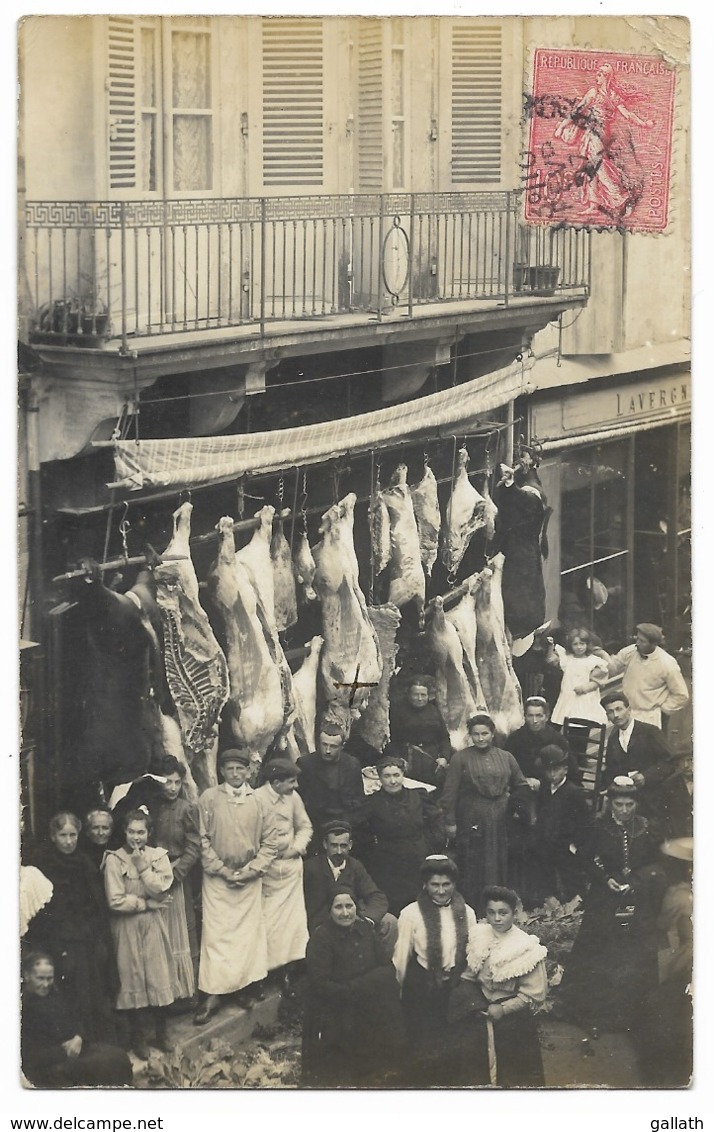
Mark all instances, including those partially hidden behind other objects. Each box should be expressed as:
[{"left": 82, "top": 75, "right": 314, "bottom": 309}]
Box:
[
  {"left": 140, "top": 27, "right": 156, "bottom": 106},
  {"left": 173, "top": 116, "right": 212, "bottom": 190},
  {"left": 141, "top": 114, "right": 157, "bottom": 192},
  {"left": 172, "top": 31, "right": 210, "bottom": 109}
]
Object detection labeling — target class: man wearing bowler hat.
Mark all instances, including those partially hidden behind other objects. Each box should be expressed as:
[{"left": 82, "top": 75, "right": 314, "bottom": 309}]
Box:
[
  {"left": 194, "top": 749, "right": 279, "bottom": 1025},
  {"left": 527, "top": 744, "right": 591, "bottom": 907}
]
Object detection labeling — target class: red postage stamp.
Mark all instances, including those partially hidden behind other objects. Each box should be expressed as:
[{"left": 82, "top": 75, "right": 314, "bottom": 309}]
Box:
[{"left": 523, "top": 49, "right": 677, "bottom": 232}]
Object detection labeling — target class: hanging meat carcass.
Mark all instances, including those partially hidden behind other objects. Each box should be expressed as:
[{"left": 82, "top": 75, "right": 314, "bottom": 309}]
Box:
[
  {"left": 426, "top": 595, "right": 477, "bottom": 749},
  {"left": 353, "top": 602, "right": 402, "bottom": 754},
  {"left": 474, "top": 554, "right": 525, "bottom": 741},
  {"left": 410, "top": 464, "right": 441, "bottom": 577},
  {"left": 208, "top": 516, "right": 284, "bottom": 766},
  {"left": 369, "top": 490, "right": 392, "bottom": 576},
  {"left": 492, "top": 459, "right": 549, "bottom": 642},
  {"left": 312, "top": 493, "right": 382, "bottom": 719},
  {"left": 293, "top": 529, "right": 318, "bottom": 604},
  {"left": 287, "top": 634, "right": 323, "bottom": 756},
  {"left": 270, "top": 518, "right": 298, "bottom": 632},
  {"left": 382, "top": 464, "right": 426, "bottom": 619},
  {"left": 442, "top": 447, "right": 496, "bottom": 577},
  {"left": 445, "top": 577, "right": 489, "bottom": 714},
  {"left": 155, "top": 502, "right": 230, "bottom": 792},
  {"left": 236, "top": 505, "right": 277, "bottom": 635}
]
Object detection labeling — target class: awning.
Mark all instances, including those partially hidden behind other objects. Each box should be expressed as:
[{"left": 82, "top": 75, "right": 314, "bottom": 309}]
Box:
[
  {"left": 541, "top": 410, "right": 690, "bottom": 452},
  {"left": 107, "top": 355, "right": 532, "bottom": 491}
]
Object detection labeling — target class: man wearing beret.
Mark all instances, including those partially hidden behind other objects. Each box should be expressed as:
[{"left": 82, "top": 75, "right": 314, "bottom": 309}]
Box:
[
  {"left": 607, "top": 623, "right": 689, "bottom": 727},
  {"left": 194, "top": 749, "right": 279, "bottom": 1025}
]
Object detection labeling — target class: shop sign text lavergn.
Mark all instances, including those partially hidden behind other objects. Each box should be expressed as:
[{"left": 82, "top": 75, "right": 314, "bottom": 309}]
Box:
[{"left": 523, "top": 49, "right": 676, "bottom": 232}]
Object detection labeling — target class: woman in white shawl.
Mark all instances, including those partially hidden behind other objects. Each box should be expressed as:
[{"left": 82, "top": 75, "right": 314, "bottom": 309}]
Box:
[{"left": 448, "top": 884, "right": 547, "bottom": 1086}]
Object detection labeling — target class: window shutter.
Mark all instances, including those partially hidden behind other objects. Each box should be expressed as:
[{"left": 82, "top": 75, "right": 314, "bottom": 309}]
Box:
[
  {"left": 451, "top": 24, "right": 502, "bottom": 184},
  {"left": 262, "top": 18, "right": 324, "bottom": 187},
  {"left": 107, "top": 16, "right": 138, "bottom": 190},
  {"left": 357, "top": 21, "right": 384, "bottom": 191}
]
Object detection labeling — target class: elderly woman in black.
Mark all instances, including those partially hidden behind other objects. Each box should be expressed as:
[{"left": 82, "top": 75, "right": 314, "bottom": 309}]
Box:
[
  {"left": 302, "top": 884, "right": 405, "bottom": 1088},
  {"left": 362, "top": 750, "right": 444, "bottom": 915},
  {"left": 560, "top": 777, "right": 668, "bottom": 1033},
  {"left": 26, "top": 811, "right": 119, "bottom": 1043},
  {"left": 21, "top": 951, "right": 132, "bottom": 1089},
  {"left": 441, "top": 715, "right": 529, "bottom": 912}
]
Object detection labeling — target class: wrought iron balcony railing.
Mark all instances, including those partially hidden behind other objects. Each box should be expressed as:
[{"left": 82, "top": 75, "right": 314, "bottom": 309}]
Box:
[{"left": 23, "top": 192, "right": 590, "bottom": 350}]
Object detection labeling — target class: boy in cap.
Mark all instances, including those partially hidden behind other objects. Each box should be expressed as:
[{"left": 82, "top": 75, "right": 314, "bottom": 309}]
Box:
[{"left": 527, "top": 744, "right": 591, "bottom": 907}]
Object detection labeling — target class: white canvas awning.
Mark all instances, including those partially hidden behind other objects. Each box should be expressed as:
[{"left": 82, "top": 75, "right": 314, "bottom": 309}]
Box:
[{"left": 107, "top": 356, "right": 532, "bottom": 491}]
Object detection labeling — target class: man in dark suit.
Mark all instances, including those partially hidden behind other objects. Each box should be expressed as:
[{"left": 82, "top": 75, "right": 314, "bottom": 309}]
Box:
[
  {"left": 528, "top": 745, "right": 592, "bottom": 907},
  {"left": 297, "top": 722, "right": 367, "bottom": 844},
  {"left": 302, "top": 820, "right": 398, "bottom": 954},
  {"left": 601, "top": 690, "right": 685, "bottom": 830}
]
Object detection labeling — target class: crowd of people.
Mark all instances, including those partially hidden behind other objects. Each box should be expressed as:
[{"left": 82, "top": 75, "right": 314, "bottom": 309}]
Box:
[{"left": 20, "top": 621, "right": 693, "bottom": 1090}]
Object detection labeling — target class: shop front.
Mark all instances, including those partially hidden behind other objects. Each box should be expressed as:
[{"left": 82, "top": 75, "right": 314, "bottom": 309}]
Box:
[{"left": 526, "top": 365, "right": 691, "bottom": 748}]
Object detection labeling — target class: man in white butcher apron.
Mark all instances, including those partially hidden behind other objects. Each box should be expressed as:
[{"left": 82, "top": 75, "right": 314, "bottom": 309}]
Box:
[{"left": 194, "top": 749, "right": 279, "bottom": 1025}]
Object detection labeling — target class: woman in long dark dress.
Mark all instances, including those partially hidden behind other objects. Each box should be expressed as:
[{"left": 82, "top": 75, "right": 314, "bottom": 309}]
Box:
[
  {"left": 26, "top": 811, "right": 119, "bottom": 1044},
  {"left": 560, "top": 777, "right": 668, "bottom": 1033},
  {"left": 441, "top": 715, "right": 529, "bottom": 913},
  {"left": 449, "top": 885, "right": 547, "bottom": 1087},
  {"left": 363, "top": 752, "right": 444, "bottom": 915},
  {"left": 21, "top": 950, "right": 132, "bottom": 1089},
  {"left": 302, "top": 885, "right": 405, "bottom": 1088},
  {"left": 389, "top": 675, "right": 451, "bottom": 789}
]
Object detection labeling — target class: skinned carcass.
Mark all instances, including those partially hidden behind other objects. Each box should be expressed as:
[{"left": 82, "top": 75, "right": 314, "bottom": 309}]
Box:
[
  {"left": 442, "top": 447, "right": 495, "bottom": 576},
  {"left": 492, "top": 460, "right": 548, "bottom": 641},
  {"left": 353, "top": 602, "right": 402, "bottom": 754},
  {"left": 369, "top": 491, "right": 392, "bottom": 576},
  {"left": 474, "top": 553, "right": 525, "bottom": 741},
  {"left": 208, "top": 517, "right": 284, "bottom": 766},
  {"left": 410, "top": 464, "right": 441, "bottom": 577},
  {"left": 236, "top": 505, "right": 277, "bottom": 635},
  {"left": 312, "top": 493, "right": 382, "bottom": 719},
  {"left": 270, "top": 518, "right": 298, "bottom": 632},
  {"left": 293, "top": 530, "right": 318, "bottom": 604},
  {"left": 288, "top": 634, "right": 323, "bottom": 756},
  {"left": 445, "top": 577, "right": 489, "bottom": 714},
  {"left": 155, "top": 502, "right": 230, "bottom": 792},
  {"left": 426, "top": 595, "right": 477, "bottom": 750},
  {"left": 382, "top": 464, "right": 426, "bottom": 619}
]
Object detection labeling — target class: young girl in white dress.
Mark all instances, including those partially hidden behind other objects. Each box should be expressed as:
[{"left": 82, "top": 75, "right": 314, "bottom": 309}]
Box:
[{"left": 551, "top": 628, "right": 609, "bottom": 728}]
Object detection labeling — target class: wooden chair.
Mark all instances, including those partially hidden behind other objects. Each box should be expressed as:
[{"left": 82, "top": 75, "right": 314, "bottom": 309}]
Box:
[{"left": 562, "top": 717, "right": 607, "bottom": 812}]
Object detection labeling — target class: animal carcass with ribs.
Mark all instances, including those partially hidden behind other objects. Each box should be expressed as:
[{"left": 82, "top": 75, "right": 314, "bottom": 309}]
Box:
[
  {"left": 208, "top": 516, "right": 284, "bottom": 765},
  {"left": 426, "top": 595, "right": 477, "bottom": 749},
  {"left": 271, "top": 518, "right": 298, "bottom": 632},
  {"left": 353, "top": 602, "right": 402, "bottom": 754},
  {"left": 155, "top": 502, "right": 230, "bottom": 792},
  {"left": 410, "top": 464, "right": 441, "bottom": 577},
  {"left": 445, "top": 576, "right": 488, "bottom": 714},
  {"left": 492, "top": 456, "right": 549, "bottom": 642},
  {"left": 382, "top": 464, "right": 426, "bottom": 620},
  {"left": 474, "top": 555, "right": 524, "bottom": 741},
  {"left": 312, "top": 493, "right": 382, "bottom": 719},
  {"left": 442, "top": 447, "right": 497, "bottom": 577}
]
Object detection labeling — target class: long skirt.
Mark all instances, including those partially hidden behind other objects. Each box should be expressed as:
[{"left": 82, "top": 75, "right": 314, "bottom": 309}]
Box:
[
  {"left": 199, "top": 874, "right": 267, "bottom": 995},
  {"left": 451, "top": 1004, "right": 545, "bottom": 1087},
  {"left": 262, "top": 858, "right": 308, "bottom": 970},
  {"left": 400, "top": 957, "right": 455, "bottom": 1087},
  {"left": 456, "top": 792, "right": 509, "bottom": 913},
  {"left": 111, "top": 908, "right": 179, "bottom": 1010},
  {"left": 165, "top": 881, "right": 195, "bottom": 1000}
]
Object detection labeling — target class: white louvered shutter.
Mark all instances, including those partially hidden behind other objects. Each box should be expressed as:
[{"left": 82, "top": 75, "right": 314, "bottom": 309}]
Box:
[
  {"left": 357, "top": 21, "right": 384, "bottom": 191},
  {"left": 451, "top": 24, "right": 502, "bottom": 184},
  {"left": 107, "top": 16, "right": 138, "bottom": 190},
  {"left": 262, "top": 18, "right": 324, "bottom": 187}
]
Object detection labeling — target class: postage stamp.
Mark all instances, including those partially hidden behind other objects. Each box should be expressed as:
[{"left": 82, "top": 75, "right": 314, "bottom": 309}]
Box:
[{"left": 523, "top": 49, "right": 677, "bottom": 232}]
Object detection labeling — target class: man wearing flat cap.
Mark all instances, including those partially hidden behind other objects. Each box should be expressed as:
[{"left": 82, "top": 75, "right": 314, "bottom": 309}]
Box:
[
  {"left": 527, "top": 745, "right": 591, "bottom": 907},
  {"left": 607, "top": 623, "right": 689, "bottom": 727},
  {"left": 194, "top": 749, "right": 279, "bottom": 1024}
]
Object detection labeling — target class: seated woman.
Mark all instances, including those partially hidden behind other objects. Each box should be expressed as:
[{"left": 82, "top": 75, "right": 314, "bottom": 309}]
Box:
[
  {"left": 449, "top": 885, "right": 547, "bottom": 1087},
  {"left": 104, "top": 808, "right": 180, "bottom": 1060},
  {"left": 389, "top": 675, "right": 451, "bottom": 789},
  {"left": 560, "top": 777, "right": 668, "bottom": 1034},
  {"left": 21, "top": 951, "right": 132, "bottom": 1089},
  {"left": 26, "top": 811, "right": 119, "bottom": 1043},
  {"left": 362, "top": 750, "right": 444, "bottom": 915},
  {"left": 302, "top": 885, "right": 405, "bottom": 1088}
]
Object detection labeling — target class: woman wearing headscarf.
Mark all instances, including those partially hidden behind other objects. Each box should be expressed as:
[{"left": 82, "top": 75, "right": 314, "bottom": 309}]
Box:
[
  {"left": 302, "top": 884, "right": 404, "bottom": 1088},
  {"left": 392, "top": 855, "right": 478, "bottom": 1085},
  {"left": 560, "top": 777, "right": 667, "bottom": 1033},
  {"left": 26, "top": 811, "right": 119, "bottom": 1044},
  {"left": 449, "top": 885, "right": 547, "bottom": 1086}
]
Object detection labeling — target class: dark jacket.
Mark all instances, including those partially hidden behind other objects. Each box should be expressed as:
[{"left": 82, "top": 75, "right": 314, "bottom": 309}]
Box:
[
  {"left": 303, "top": 854, "right": 388, "bottom": 933},
  {"left": 297, "top": 750, "right": 367, "bottom": 833},
  {"left": 363, "top": 787, "right": 444, "bottom": 914},
  {"left": 505, "top": 723, "right": 581, "bottom": 785},
  {"left": 533, "top": 778, "right": 591, "bottom": 852},
  {"left": 603, "top": 720, "right": 675, "bottom": 785}
]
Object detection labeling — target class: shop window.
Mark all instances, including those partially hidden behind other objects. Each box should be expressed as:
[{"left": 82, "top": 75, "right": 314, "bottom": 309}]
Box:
[{"left": 559, "top": 439, "right": 630, "bottom": 651}]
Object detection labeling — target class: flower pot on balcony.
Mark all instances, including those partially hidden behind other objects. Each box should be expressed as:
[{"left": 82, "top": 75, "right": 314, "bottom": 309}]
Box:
[
  {"left": 512, "top": 262, "right": 529, "bottom": 293},
  {"left": 527, "top": 265, "right": 560, "bottom": 296}
]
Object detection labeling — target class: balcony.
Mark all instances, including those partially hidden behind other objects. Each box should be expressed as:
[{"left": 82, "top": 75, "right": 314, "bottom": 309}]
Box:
[{"left": 23, "top": 191, "right": 590, "bottom": 353}]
